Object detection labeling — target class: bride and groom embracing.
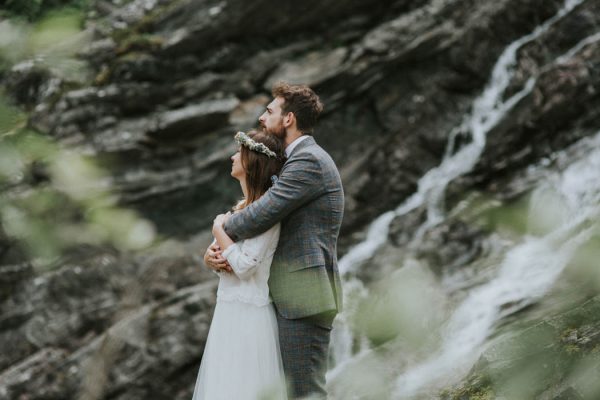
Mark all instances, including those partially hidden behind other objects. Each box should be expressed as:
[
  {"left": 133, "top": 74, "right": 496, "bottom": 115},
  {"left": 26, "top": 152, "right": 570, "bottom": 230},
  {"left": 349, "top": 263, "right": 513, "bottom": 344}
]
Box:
[{"left": 193, "top": 82, "right": 345, "bottom": 399}]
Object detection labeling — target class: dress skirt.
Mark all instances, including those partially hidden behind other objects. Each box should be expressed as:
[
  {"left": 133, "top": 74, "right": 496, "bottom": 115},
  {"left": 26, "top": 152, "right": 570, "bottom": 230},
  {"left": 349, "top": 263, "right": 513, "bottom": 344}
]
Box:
[{"left": 191, "top": 299, "right": 287, "bottom": 400}]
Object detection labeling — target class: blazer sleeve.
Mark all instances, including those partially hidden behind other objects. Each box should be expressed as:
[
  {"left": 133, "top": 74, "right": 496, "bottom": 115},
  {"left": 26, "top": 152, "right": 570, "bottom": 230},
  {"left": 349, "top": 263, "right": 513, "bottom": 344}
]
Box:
[
  {"left": 221, "top": 224, "right": 280, "bottom": 280},
  {"left": 223, "top": 152, "right": 322, "bottom": 241}
]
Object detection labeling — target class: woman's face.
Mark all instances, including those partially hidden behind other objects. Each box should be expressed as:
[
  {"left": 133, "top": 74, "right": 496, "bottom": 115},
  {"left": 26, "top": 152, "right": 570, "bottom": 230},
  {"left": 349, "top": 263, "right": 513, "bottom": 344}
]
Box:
[{"left": 230, "top": 150, "right": 245, "bottom": 180}]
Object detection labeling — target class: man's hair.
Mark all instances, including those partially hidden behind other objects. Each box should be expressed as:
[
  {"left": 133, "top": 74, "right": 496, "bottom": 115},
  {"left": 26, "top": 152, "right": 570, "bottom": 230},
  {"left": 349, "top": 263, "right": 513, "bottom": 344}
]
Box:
[{"left": 272, "top": 81, "right": 324, "bottom": 134}]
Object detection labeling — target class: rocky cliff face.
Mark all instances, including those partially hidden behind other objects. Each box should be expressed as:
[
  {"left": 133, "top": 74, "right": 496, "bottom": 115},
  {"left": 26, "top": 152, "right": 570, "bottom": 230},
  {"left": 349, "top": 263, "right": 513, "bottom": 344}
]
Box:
[
  {"left": 12, "top": 0, "right": 599, "bottom": 238},
  {"left": 1, "top": 0, "right": 599, "bottom": 399}
]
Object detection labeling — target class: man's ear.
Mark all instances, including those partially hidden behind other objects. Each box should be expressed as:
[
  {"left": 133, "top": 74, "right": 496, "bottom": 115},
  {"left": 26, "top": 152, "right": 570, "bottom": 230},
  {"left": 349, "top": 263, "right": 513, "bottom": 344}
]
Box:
[{"left": 283, "top": 112, "right": 295, "bottom": 128}]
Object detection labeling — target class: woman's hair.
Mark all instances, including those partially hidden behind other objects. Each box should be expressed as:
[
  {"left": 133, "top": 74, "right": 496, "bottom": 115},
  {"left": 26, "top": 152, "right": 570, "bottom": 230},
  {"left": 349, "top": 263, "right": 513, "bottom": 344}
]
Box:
[{"left": 236, "top": 130, "right": 285, "bottom": 210}]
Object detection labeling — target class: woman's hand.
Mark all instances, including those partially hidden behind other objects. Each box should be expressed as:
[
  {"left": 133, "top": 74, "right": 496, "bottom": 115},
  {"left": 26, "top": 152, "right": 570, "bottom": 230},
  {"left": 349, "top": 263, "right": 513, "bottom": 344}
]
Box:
[{"left": 203, "top": 241, "right": 232, "bottom": 273}]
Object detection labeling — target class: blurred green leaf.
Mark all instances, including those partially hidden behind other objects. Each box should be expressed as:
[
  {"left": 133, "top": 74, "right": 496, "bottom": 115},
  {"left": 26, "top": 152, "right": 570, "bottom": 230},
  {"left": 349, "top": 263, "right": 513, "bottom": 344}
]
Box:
[
  {"left": 1, "top": 0, "right": 90, "bottom": 22},
  {"left": 0, "top": 91, "right": 26, "bottom": 134},
  {"left": 29, "top": 11, "right": 82, "bottom": 51},
  {"left": 353, "top": 262, "right": 446, "bottom": 348}
]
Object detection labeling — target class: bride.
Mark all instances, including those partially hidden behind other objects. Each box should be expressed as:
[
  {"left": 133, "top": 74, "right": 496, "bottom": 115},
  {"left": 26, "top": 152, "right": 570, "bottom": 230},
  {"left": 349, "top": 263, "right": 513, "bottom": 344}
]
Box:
[{"left": 192, "top": 130, "right": 288, "bottom": 400}]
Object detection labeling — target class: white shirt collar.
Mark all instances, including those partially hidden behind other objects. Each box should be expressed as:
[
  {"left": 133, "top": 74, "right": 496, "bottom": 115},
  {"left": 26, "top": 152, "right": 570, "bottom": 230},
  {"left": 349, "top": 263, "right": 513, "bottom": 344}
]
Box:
[{"left": 285, "top": 135, "right": 309, "bottom": 158}]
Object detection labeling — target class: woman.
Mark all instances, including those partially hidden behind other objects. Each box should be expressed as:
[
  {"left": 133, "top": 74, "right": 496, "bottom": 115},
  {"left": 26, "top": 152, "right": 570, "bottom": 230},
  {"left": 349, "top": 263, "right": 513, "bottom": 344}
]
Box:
[{"left": 192, "top": 130, "right": 287, "bottom": 400}]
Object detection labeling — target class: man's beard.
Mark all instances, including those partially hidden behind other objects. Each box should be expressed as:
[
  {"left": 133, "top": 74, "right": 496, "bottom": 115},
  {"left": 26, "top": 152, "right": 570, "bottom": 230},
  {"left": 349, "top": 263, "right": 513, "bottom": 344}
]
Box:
[{"left": 261, "top": 121, "right": 286, "bottom": 139}]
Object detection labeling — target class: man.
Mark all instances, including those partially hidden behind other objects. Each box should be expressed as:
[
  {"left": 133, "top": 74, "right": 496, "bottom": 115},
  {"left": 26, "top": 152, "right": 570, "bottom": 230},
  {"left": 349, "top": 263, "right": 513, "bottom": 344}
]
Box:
[{"left": 204, "top": 81, "right": 344, "bottom": 399}]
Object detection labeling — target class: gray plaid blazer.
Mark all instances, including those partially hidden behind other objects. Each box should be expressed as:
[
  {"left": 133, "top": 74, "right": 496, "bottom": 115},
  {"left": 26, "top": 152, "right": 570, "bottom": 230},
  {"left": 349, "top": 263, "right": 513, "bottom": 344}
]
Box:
[{"left": 224, "top": 135, "right": 344, "bottom": 319}]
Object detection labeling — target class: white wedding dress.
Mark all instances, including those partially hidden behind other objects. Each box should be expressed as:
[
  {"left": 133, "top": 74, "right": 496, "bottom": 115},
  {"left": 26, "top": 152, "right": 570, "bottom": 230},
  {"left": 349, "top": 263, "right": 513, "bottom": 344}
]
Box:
[{"left": 192, "top": 223, "right": 287, "bottom": 400}]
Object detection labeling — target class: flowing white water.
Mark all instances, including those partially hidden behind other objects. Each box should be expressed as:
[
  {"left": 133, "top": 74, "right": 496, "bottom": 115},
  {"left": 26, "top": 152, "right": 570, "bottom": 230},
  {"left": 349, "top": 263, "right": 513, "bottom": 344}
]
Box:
[
  {"left": 329, "top": 0, "right": 589, "bottom": 390},
  {"left": 556, "top": 30, "right": 600, "bottom": 64},
  {"left": 392, "top": 129, "right": 600, "bottom": 398}
]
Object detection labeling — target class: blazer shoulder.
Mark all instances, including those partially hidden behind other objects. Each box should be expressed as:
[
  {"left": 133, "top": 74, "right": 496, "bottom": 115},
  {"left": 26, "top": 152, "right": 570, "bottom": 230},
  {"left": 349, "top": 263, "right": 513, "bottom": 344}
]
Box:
[
  {"left": 291, "top": 140, "right": 331, "bottom": 161},
  {"left": 306, "top": 142, "right": 339, "bottom": 170}
]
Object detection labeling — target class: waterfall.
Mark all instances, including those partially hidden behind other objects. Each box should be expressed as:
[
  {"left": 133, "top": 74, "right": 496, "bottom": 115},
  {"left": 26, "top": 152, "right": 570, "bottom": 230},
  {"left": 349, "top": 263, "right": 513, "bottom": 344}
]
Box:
[
  {"left": 329, "top": 0, "right": 590, "bottom": 393},
  {"left": 556, "top": 31, "right": 600, "bottom": 64},
  {"left": 337, "top": 0, "right": 589, "bottom": 278},
  {"left": 391, "top": 130, "right": 600, "bottom": 398}
]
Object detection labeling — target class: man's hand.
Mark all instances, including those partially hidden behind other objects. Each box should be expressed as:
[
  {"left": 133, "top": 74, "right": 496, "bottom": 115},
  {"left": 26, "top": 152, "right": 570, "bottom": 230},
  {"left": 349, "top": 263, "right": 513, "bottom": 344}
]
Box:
[
  {"left": 212, "top": 212, "right": 232, "bottom": 236},
  {"left": 203, "top": 241, "right": 232, "bottom": 273}
]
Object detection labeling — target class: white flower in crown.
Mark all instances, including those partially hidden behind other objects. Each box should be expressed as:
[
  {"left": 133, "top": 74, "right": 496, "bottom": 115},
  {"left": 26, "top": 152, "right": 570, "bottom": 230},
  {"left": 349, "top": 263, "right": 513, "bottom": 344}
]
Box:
[{"left": 234, "top": 131, "right": 277, "bottom": 158}]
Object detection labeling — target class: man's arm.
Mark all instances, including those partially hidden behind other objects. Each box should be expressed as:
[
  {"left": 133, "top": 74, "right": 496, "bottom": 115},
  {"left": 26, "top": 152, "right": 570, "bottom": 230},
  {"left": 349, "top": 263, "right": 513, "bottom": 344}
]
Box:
[{"left": 224, "top": 153, "right": 322, "bottom": 240}]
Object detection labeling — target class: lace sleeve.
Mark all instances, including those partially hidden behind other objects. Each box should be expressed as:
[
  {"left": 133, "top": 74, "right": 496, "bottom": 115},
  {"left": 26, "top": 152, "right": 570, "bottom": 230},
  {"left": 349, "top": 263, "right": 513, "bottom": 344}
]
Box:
[{"left": 222, "top": 223, "right": 280, "bottom": 280}]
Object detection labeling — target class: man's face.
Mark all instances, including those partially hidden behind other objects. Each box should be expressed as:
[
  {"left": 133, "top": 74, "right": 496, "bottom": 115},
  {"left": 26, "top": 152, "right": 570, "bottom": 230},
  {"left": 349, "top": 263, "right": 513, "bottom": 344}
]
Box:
[{"left": 258, "top": 97, "right": 286, "bottom": 139}]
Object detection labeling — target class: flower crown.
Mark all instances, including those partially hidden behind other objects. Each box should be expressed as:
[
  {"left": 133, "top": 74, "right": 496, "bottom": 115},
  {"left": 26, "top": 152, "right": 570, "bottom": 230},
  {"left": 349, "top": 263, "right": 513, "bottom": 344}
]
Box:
[{"left": 234, "top": 131, "right": 277, "bottom": 158}]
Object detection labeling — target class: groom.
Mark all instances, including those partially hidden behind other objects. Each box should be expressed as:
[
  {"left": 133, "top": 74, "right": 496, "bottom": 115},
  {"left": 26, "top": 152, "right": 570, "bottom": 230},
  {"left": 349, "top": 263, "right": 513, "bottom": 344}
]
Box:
[{"left": 204, "top": 81, "right": 344, "bottom": 398}]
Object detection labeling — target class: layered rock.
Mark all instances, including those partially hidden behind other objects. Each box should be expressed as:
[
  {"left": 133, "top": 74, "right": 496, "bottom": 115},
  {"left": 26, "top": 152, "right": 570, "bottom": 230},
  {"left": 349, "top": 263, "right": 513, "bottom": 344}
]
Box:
[
  {"left": 10, "top": 0, "right": 597, "bottom": 238},
  {"left": 0, "top": 236, "right": 218, "bottom": 400}
]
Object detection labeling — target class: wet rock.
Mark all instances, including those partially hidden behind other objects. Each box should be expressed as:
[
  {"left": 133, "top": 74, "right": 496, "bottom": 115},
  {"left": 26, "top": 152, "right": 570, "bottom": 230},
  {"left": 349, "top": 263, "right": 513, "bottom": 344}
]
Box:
[
  {"left": 111, "top": 52, "right": 164, "bottom": 82},
  {"left": 0, "top": 263, "right": 33, "bottom": 304},
  {"left": 445, "top": 295, "right": 600, "bottom": 400},
  {"left": 8, "top": 0, "right": 590, "bottom": 240},
  {"left": 0, "top": 238, "right": 215, "bottom": 373},
  {"left": 147, "top": 97, "right": 239, "bottom": 141},
  {"left": 78, "top": 37, "right": 118, "bottom": 65},
  {"left": 457, "top": 37, "right": 600, "bottom": 193},
  {"left": 0, "top": 280, "right": 217, "bottom": 400},
  {"left": 413, "top": 220, "right": 487, "bottom": 275},
  {"left": 264, "top": 47, "right": 349, "bottom": 89},
  {"left": 4, "top": 61, "right": 51, "bottom": 108}
]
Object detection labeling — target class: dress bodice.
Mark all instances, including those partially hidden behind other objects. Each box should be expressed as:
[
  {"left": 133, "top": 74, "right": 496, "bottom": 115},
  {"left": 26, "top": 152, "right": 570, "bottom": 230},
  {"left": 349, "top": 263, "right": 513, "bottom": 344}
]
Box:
[{"left": 218, "top": 223, "right": 280, "bottom": 306}]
